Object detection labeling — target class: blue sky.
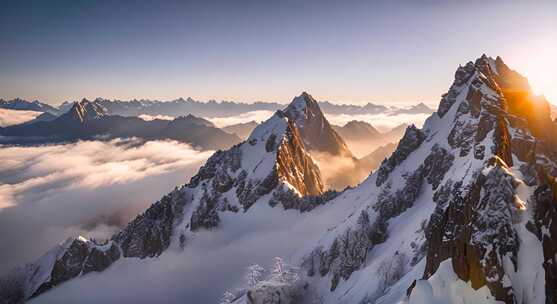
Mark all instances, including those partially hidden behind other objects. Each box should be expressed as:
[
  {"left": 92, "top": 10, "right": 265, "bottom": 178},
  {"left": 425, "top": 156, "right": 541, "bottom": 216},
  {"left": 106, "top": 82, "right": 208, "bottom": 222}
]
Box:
[{"left": 1, "top": 0, "right": 556, "bottom": 105}]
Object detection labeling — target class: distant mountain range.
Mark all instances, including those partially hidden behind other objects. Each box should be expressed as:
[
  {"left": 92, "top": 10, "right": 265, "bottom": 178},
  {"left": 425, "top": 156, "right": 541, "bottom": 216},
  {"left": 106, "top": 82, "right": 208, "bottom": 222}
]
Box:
[
  {"left": 1, "top": 97, "right": 434, "bottom": 119},
  {"left": 0, "top": 100, "right": 241, "bottom": 150},
  {"left": 0, "top": 98, "right": 60, "bottom": 115},
  {"left": 0, "top": 97, "right": 407, "bottom": 159}
]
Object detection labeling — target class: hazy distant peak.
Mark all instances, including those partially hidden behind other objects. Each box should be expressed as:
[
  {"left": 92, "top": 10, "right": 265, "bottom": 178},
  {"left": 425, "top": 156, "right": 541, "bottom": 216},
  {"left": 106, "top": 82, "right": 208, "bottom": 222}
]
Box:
[
  {"left": 171, "top": 114, "right": 215, "bottom": 127},
  {"left": 408, "top": 102, "right": 433, "bottom": 112},
  {"left": 67, "top": 99, "right": 106, "bottom": 122},
  {"left": 342, "top": 120, "right": 381, "bottom": 135}
]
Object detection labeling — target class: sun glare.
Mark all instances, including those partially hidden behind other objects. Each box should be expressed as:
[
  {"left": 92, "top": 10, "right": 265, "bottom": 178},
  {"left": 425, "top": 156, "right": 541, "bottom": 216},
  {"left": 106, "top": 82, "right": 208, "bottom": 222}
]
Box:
[{"left": 508, "top": 42, "right": 557, "bottom": 105}]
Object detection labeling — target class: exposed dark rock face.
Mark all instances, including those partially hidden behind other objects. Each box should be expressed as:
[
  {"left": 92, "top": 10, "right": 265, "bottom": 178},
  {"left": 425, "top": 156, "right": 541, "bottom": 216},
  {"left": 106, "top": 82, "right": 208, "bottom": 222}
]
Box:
[
  {"left": 493, "top": 114, "right": 513, "bottom": 167},
  {"left": 114, "top": 190, "right": 189, "bottom": 258},
  {"left": 190, "top": 188, "right": 221, "bottom": 231},
  {"left": 531, "top": 174, "right": 557, "bottom": 304},
  {"left": 32, "top": 239, "right": 120, "bottom": 297},
  {"left": 303, "top": 209, "right": 387, "bottom": 291},
  {"left": 376, "top": 125, "right": 425, "bottom": 186},
  {"left": 269, "top": 187, "right": 339, "bottom": 212},
  {"left": 265, "top": 133, "right": 277, "bottom": 152},
  {"left": 437, "top": 62, "right": 475, "bottom": 118},
  {"left": 189, "top": 145, "right": 243, "bottom": 188},
  {"left": 423, "top": 145, "right": 455, "bottom": 190},
  {"left": 475, "top": 112, "right": 496, "bottom": 144},
  {"left": 423, "top": 162, "right": 520, "bottom": 303},
  {"left": 375, "top": 166, "right": 426, "bottom": 223}
]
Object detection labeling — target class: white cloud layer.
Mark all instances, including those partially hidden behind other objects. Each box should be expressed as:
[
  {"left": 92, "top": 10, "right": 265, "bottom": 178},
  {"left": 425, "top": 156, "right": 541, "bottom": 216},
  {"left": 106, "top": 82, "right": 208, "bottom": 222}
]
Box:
[
  {"left": 138, "top": 114, "right": 174, "bottom": 121},
  {"left": 0, "top": 139, "right": 212, "bottom": 274},
  {"left": 0, "top": 108, "right": 42, "bottom": 127},
  {"left": 324, "top": 112, "right": 431, "bottom": 130},
  {"left": 207, "top": 110, "right": 275, "bottom": 127}
]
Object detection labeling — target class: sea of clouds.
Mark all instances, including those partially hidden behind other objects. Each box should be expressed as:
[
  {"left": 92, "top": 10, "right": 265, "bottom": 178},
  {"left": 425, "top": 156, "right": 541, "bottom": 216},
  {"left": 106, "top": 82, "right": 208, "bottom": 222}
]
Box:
[
  {"left": 0, "top": 139, "right": 212, "bottom": 274},
  {"left": 206, "top": 110, "right": 429, "bottom": 130}
]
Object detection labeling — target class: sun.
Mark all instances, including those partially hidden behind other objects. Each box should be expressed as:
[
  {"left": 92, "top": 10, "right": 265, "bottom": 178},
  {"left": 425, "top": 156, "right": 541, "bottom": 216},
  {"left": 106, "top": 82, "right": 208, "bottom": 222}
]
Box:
[{"left": 506, "top": 41, "right": 557, "bottom": 105}]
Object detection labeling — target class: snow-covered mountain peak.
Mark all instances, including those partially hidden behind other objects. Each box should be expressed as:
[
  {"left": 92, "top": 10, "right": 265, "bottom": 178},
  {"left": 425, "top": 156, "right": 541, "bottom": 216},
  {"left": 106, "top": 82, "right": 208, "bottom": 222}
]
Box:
[
  {"left": 284, "top": 92, "right": 317, "bottom": 122},
  {"left": 284, "top": 92, "right": 354, "bottom": 157},
  {"left": 292, "top": 55, "right": 557, "bottom": 304}
]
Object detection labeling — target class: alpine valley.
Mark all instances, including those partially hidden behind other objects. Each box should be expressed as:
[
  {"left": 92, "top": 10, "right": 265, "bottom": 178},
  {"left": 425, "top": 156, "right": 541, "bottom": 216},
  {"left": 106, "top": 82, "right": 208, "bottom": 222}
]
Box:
[{"left": 1, "top": 55, "right": 557, "bottom": 304}]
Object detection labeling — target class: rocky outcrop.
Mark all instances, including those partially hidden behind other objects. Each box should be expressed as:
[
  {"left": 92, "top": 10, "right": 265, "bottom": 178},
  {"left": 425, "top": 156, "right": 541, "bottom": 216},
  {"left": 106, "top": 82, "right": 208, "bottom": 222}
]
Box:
[
  {"left": 376, "top": 125, "right": 425, "bottom": 186},
  {"left": 115, "top": 190, "right": 189, "bottom": 258},
  {"left": 246, "top": 283, "right": 297, "bottom": 304},
  {"left": 531, "top": 173, "right": 557, "bottom": 303},
  {"left": 32, "top": 239, "right": 120, "bottom": 297},
  {"left": 437, "top": 61, "right": 476, "bottom": 118},
  {"left": 303, "top": 209, "right": 387, "bottom": 291},
  {"left": 423, "top": 161, "right": 519, "bottom": 303},
  {"left": 423, "top": 145, "right": 455, "bottom": 190},
  {"left": 269, "top": 187, "right": 339, "bottom": 212}
]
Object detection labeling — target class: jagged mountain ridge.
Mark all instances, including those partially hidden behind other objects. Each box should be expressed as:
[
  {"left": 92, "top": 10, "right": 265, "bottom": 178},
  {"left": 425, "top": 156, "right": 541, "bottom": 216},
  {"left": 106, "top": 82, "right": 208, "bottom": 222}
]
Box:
[
  {"left": 204, "top": 55, "right": 556, "bottom": 304},
  {"left": 290, "top": 55, "right": 557, "bottom": 304},
  {"left": 2, "top": 55, "right": 556, "bottom": 304},
  {"left": 55, "top": 97, "right": 433, "bottom": 118},
  {"left": 0, "top": 98, "right": 60, "bottom": 115}
]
